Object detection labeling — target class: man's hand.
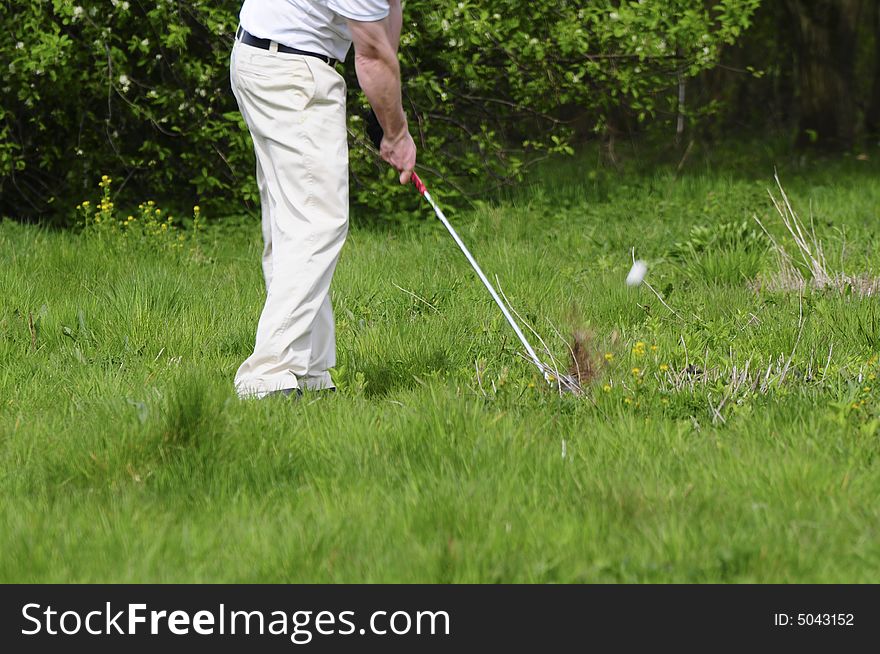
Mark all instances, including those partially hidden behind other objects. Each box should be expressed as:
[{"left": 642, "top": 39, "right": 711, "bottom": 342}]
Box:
[
  {"left": 380, "top": 130, "right": 416, "bottom": 185},
  {"left": 348, "top": 2, "right": 416, "bottom": 185}
]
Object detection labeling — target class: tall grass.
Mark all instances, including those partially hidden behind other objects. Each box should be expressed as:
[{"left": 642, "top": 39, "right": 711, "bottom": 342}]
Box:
[{"left": 2, "top": 154, "right": 880, "bottom": 582}]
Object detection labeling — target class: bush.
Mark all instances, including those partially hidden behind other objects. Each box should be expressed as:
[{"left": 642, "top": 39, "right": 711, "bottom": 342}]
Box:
[
  {"left": 1, "top": 1, "right": 248, "bottom": 219},
  {"left": 1, "top": 0, "right": 760, "bottom": 223}
]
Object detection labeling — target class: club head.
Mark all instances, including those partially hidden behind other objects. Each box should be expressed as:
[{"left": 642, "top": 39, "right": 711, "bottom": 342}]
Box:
[{"left": 540, "top": 363, "right": 583, "bottom": 395}]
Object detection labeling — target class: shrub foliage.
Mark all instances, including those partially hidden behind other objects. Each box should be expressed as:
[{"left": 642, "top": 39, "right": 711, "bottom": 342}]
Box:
[{"left": 1, "top": 0, "right": 759, "bottom": 222}]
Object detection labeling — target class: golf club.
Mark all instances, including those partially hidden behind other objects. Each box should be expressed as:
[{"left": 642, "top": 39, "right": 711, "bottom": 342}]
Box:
[{"left": 410, "top": 172, "right": 581, "bottom": 393}]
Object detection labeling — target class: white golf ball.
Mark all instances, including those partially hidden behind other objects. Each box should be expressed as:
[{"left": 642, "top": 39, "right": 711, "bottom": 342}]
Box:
[{"left": 626, "top": 260, "right": 648, "bottom": 287}]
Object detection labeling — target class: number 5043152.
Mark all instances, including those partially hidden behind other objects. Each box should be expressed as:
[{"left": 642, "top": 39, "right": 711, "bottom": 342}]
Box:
[{"left": 774, "top": 614, "right": 854, "bottom": 626}]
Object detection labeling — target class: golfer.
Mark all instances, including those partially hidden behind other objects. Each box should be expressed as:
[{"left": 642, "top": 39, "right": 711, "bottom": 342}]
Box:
[{"left": 230, "top": 0, "right": 416, "bottom": 398}]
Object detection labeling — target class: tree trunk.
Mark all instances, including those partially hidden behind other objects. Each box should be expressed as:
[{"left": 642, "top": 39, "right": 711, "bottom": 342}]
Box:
[
  {"left": 786, "top": 0, "right": 863, "bottom": 149},
  {"left": 865, "top": 2, "right": 880, "bottom": 136}
]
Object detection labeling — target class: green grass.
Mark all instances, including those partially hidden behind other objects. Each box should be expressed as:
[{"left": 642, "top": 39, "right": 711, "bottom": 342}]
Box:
[{"left": 2, "top": 151, "right": 880, "bottom": 582}]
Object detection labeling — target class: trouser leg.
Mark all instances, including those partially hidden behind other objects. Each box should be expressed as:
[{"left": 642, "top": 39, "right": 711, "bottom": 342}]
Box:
[
  {"left": 257, "top": 156, "right": 274, "bottom": 293},
  {"left": 229, "top": 43, "right": 348, "bottom": 398},
  {"left": 298, "top": 294, "right": 336, "bottom": 390}
]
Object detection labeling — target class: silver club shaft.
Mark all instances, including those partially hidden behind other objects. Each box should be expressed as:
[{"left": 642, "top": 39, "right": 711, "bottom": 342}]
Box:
[{"left": 420, "top": 188, "right": 549, "bottom": 381}]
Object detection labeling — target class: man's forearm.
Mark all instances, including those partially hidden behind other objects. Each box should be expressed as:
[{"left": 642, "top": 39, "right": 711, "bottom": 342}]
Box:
[
  {"left": 348, "top": 8, "right": 416, "bottom": 184},
  {"left": 353, "top": 30, "right": 407, "bottom": 141}
]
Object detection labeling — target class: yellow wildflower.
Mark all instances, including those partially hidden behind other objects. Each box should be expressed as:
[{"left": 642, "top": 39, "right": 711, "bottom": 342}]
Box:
[
  {"left": 604, "top": 352, "right": 614, "bottom": 361},
  {"left": 659, "top": 364, "right": 669, "bottom": 372},
  {"left": 602, "top": 384, "right": 611, "bottom": 393}
]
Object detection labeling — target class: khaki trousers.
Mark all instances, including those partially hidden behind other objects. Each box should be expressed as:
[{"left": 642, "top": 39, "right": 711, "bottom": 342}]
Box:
[{"left": 230, "top": 41, "right": 348, "bottom": 397}]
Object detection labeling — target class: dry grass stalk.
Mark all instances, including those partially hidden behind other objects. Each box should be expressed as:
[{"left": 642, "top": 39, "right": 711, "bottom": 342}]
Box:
[
  {"left": 494, "top": 275, "right": 583, "bottom": 395},
  {"left": 753, "top": 174, "right": 880, "bottom": 297},
  {"left": 658, "top": 353, "right": 819, "bottom": 395}
]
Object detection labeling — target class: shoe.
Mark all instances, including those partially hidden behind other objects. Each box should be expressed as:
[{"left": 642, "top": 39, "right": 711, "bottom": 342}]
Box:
[
  {"left": 301, "top": 387, "right": 337, "bottom": 396},
  {"left": 266, "top": 387, "right": 303, "bottom": 399}
]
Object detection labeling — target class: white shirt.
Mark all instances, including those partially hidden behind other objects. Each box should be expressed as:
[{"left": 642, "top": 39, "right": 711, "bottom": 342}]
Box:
[{"left": 239, "top": 0, "right": 390, "bottom": 61}]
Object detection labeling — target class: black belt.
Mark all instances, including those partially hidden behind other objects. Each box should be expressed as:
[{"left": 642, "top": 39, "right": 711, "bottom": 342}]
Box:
[{"left": 236, "top": 27, "right": 337, "bottom": 67}]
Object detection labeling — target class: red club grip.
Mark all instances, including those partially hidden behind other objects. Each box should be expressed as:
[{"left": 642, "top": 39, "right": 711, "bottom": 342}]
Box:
[{"left": 411, "top": 172, "right": 427, "bottom": 196}]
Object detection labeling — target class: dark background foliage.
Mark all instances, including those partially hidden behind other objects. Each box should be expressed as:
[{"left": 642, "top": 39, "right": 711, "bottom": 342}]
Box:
[{"left": 1, "top": 1, "right": 878, "bottom": 224}]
